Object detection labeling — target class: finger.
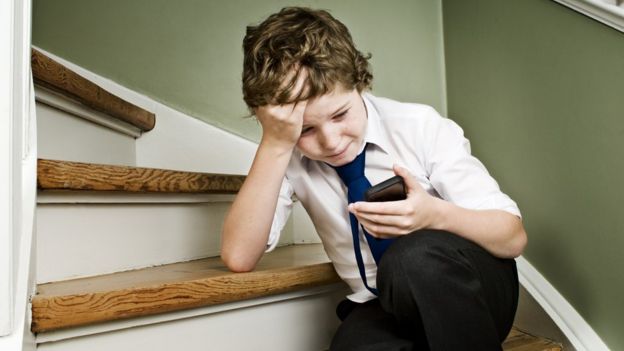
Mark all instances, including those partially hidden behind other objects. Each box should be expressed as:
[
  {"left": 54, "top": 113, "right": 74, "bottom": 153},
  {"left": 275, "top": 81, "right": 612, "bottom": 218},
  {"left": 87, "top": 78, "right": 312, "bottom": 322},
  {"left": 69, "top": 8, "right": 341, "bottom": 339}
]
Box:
[
  {"left": 357, "top": 217, "right": 404, "bottom": 238},
  {"left": 349, "top": 201, "right": 408, "bottom": 216},
  {"left": 289, "top": 68, "right": 309, "bottom": 101},
  {"left": 276, "top": 67, "right": 309, "bottom": 106},
  {"left": 292, "top": 98, "right": 308, "bottom": 114},
  {"left": 354, "top": 211, "right": 407, "bottom": 228},
  {"left": 392, "top": 164, "right": 423, "bottom": 194}
]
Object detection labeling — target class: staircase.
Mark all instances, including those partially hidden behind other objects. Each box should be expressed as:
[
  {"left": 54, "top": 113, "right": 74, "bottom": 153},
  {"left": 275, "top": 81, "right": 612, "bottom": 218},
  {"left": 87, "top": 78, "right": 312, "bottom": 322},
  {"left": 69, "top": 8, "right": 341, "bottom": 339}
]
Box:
[{"left": 29, "top": 48, "right": 563, "bottom": 351}]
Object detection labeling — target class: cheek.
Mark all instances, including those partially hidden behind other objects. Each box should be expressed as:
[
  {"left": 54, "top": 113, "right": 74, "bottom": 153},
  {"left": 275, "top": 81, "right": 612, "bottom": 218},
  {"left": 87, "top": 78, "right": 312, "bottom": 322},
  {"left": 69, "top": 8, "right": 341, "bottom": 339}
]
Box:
[
  {"left": 346, "top": 116, "right": 366, "bottom": 138},
  {"left": 296, "top": 137, "right": 317, "bottom": 155},
  {"left": 359, "top": 119, "right": 367, "bottom": 136}
]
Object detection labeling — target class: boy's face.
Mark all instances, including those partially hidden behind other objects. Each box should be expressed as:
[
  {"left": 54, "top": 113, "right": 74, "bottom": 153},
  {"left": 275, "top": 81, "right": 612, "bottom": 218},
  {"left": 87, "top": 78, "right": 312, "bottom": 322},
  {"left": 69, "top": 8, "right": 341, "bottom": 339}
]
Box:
[{"left": 296, "top": 85, "right": 367, "bottom": 167}]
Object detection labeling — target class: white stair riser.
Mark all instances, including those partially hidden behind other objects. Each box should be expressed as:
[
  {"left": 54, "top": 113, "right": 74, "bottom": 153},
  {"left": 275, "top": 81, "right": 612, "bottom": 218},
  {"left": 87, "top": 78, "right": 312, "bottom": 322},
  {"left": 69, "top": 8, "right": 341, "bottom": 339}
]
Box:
[
  {"left": 36, "top": 202, "right": 226, "bottom": 283},
  {"left": 37, "top": 102, "right": 136, "bottom": 166},
  {"left": 36, "top": 289, "right": 345, "bottom": 351},
  {"left": 36, "top": 202, "right": 294, "bottom": 283},
  {"left": 36, "top": 202, "right": 295, "bottom": 284}
]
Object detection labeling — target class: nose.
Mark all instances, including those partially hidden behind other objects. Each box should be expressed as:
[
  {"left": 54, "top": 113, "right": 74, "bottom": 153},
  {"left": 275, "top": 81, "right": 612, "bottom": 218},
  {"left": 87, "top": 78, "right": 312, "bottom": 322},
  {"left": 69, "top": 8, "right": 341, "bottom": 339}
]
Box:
[{"left": 318, "top": 124, "right": 340, "bottom": 151}]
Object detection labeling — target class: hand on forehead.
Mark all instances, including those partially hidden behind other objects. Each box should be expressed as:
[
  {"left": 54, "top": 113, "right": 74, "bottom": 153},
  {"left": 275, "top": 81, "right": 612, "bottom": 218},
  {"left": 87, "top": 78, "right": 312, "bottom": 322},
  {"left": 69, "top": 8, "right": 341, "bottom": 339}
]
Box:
[{"left": 276, "top": 66, "right": 310, "bottom": 104}]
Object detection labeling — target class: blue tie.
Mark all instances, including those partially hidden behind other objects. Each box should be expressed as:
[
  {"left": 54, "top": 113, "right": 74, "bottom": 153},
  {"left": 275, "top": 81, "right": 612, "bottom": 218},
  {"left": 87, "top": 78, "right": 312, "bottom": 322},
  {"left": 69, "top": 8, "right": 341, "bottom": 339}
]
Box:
[{"left": 331, "top": 144, "right": 395, "bottom": 295}]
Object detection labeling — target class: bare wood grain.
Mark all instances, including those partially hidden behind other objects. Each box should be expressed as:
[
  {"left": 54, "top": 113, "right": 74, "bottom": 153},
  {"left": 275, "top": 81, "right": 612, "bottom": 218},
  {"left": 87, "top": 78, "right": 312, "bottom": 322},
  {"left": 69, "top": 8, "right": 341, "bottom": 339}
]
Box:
[
  {"left": 31, "top": 48, "right": 156, "bottom": 131},
  {"left": 32, "top": 245, "right": 341, "bottom": 332},
  {"left": 37, "top": 159, "right": 245, "bottom": 193},
  {"left": 503, "top": 327, "right": 563, "bottom": 351}
]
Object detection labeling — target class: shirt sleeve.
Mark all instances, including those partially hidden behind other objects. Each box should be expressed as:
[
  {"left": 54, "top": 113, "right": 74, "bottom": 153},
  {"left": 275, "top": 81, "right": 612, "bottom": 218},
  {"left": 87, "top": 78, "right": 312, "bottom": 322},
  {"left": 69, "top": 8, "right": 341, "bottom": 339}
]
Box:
[
  {"left": 265, "top": 177, "right": 295, "bottom": 252},
  {"left": 423, "top": 110, "right": 522, "bottom": 218}
]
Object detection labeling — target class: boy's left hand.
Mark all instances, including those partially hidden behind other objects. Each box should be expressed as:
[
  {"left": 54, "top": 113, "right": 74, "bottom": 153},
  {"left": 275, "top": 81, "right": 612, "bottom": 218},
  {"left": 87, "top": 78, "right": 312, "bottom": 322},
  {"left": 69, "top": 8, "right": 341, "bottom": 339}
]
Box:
[{"left": 348, "top": 165, "right": 442, "bottom": 239}]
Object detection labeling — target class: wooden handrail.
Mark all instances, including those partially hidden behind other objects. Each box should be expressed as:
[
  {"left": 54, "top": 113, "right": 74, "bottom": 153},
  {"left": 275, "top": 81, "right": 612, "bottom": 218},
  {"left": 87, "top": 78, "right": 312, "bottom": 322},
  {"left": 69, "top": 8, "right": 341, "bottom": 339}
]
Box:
[{"left": 31, "top": 48, "right": 156, "bottom": 132}]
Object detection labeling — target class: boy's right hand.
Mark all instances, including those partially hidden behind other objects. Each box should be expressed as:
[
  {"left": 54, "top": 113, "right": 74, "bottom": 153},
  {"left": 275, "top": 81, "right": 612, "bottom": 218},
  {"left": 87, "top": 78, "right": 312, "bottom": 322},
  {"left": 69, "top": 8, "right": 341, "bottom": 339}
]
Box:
[
  {"left": 255, "top": 99, "right": 307, "bottom": 153},
  {"left": 254, "top": 69, "right": 308, "bottom": 153}
]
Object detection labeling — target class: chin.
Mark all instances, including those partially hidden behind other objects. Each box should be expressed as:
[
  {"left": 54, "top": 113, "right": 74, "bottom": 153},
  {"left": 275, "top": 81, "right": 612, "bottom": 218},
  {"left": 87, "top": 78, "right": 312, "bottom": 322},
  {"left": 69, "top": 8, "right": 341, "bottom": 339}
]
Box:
[
  {"left": 324, "top": 152, "right": 357, "bottom": 167},
  {"left": 324, "top": 160, "right": 345, "bottom": 167}
]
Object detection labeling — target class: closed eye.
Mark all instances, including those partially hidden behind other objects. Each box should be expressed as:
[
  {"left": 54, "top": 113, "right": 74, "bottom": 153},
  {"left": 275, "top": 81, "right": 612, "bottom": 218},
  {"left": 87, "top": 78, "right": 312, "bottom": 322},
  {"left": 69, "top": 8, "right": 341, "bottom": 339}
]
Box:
[{"left": 333, "top": 109, "right": 349, "bottom": 120}]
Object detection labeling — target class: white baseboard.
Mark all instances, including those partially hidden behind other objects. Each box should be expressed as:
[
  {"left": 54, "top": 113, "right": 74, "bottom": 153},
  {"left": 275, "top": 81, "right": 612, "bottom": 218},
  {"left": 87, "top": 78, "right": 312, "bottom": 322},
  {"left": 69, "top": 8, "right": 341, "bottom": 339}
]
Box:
[
  {"left": 551, "top": 0, "right": 624, "bottom": 33},
  {"left": 517, "top": 256, "right": 610, "bottom": 351}
]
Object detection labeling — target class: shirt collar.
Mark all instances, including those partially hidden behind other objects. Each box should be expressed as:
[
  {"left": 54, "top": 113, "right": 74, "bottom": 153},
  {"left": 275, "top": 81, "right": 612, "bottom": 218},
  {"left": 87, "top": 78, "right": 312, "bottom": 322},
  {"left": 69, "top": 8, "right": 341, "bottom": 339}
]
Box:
[{"left": 361, "top": 92, "right": 392, "bottom": 155}]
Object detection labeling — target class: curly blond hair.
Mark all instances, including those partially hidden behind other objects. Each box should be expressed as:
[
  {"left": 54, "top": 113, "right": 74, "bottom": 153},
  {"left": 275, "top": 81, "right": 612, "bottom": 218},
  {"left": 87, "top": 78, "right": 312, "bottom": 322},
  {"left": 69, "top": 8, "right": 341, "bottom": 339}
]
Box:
[{"left": 242, "top": 7, "right": 372, "bottom": 110}]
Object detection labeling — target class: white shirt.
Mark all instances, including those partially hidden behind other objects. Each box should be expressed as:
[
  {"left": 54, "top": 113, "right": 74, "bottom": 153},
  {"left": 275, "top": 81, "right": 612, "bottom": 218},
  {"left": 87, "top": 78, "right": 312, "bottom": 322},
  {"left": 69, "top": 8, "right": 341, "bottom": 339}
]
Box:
[{"left": 266, "top": 93, "right": 522, "bottom": 302}]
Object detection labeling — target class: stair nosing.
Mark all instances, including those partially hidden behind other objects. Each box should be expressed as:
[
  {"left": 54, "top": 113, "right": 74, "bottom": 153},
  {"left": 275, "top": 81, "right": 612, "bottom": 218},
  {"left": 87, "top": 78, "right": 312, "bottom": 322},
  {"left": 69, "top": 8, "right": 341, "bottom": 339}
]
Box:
[{"left": 37, "top": 158, "right": 246, "bottom": 194}]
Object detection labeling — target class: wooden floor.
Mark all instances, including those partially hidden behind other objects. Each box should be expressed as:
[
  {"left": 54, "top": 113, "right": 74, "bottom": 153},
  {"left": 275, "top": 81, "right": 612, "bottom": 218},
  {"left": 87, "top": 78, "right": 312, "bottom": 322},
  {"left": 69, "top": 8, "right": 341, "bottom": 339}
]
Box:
[{"left": 503, "top": 327, "right": 562, "bottom": 351}]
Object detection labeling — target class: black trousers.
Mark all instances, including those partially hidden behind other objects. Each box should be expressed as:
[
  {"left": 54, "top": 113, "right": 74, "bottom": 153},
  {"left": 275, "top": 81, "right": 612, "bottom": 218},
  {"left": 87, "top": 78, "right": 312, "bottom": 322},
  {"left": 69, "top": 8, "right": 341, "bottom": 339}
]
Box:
[{"left": 329, "top": 230, "right": 519, "bottom": 351}]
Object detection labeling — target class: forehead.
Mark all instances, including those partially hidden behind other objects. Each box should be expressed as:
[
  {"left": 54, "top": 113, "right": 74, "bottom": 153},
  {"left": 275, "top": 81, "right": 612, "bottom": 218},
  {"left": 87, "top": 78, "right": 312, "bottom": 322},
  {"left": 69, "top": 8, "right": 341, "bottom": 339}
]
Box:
[{"left": 303, "top": 85, "right": 354, "bottom": 121}]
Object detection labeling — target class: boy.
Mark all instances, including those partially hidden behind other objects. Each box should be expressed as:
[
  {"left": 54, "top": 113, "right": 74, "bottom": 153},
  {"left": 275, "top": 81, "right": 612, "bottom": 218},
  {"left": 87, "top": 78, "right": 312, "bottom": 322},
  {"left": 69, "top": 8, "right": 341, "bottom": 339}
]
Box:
[{"left": 222, "top": 7, "right": 527, "bottom": 351}]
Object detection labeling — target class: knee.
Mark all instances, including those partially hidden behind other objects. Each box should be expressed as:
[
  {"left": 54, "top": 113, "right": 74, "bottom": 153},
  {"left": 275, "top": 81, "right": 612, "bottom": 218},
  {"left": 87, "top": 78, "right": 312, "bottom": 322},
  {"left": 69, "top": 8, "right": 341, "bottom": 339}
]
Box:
[{"left": 377, "top": 230, "right": 468, "bottom": 292}]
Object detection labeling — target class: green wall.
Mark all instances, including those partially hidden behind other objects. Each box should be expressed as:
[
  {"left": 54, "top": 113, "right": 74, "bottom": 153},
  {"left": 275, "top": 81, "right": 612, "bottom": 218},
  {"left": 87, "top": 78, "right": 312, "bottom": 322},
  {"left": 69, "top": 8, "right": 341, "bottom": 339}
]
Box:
[
  {"left": 32, "top": 0, "right": 446, "bottom": 142},
  {"left": 443, "top": 0, "right": 624, "bottom": 349}
]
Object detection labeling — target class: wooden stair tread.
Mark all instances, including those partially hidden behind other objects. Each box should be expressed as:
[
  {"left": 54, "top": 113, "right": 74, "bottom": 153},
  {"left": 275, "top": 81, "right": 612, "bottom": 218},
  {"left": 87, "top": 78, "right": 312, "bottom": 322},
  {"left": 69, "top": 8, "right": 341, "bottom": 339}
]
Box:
[
  {"left": 37, "top": 158, "right": 246, "bottom": 193},
  {"left": 31, "top": 48, "right": 156, "bottom": 132},
  {"left": 503, "top": 328, "right": 562, "bottom": 351},
  {"left": 31, "top": 243, "right": 563, "bottom": 351},
  {"left": 32, "top": 244, "right": 340, "bottom": 333}
]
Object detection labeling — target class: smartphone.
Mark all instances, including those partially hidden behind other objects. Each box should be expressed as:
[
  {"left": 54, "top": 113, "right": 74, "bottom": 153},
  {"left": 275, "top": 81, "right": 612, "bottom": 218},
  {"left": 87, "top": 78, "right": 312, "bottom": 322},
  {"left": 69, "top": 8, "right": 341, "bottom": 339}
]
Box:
[{"left": 364, "top": 175, "right": 406, "bottom": 202}]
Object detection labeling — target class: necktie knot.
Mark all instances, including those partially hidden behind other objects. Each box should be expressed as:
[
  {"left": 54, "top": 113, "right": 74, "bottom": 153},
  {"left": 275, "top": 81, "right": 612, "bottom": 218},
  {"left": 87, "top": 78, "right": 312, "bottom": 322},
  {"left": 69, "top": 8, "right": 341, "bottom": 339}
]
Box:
[{"left": 332, "top": 145, "right": 367, "bottom": 188}]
